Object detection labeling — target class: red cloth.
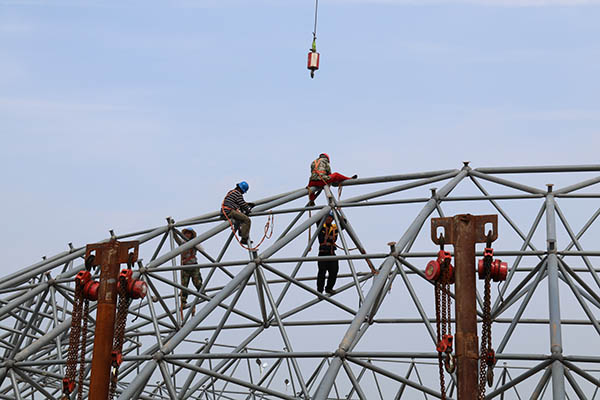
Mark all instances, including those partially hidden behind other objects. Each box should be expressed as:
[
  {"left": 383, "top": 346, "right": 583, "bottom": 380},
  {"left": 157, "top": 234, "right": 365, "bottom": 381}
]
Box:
[
  {"left": 308, "top": 173, "right": 353, "bottom": 201},
  {"left": 308, "top": 172, "right": 352, "bottom": 187}
]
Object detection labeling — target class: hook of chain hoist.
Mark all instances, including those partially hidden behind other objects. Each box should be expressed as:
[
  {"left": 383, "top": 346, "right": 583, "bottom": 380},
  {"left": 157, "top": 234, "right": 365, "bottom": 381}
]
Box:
[
  {"left": 439, "top": 233, "right": 445, "bottom": 251},
  {"left": 127, "top": 252, "right": 134, "bottom": 269},
  {"left": 445, "top": 353, "right": 456, "bottom": 374},
  {"left": 85, "top": 254, "right": 95, "bottom": 271},
  {"left": 487, "top": 367, "right": 494, "bottom": 387},
  {"left": 485, "top": 349, "right": 496, "bottom": 386},
  {"left": 486, "top": 230, "right": 493, "bottom": 248}
]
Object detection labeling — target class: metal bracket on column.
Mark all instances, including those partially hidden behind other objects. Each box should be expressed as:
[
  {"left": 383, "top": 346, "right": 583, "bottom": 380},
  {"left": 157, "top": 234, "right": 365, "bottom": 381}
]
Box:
[{"left": 431, "top": 214, "right": 498, "bottom": 245}]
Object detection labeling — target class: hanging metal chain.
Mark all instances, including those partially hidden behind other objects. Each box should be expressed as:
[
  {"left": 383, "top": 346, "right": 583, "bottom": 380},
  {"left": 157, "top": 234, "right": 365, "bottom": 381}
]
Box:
[
  {"left": 435, "top": 280, "right": 446, "bottom": 400},
  {"left": 77, "top": 298, "right": 89, "bottom": 400},
  {"left": 435, "top": 235, "right": 447, "bottom": 400},
  {"left": 109, "top": 273, "right": 131, "bottom": 400},
  {"left": 479, "top": 237, "right": 494, "bottom": 400},
  {"left": 64, "top": 281, "right": 83, "bottom": 395}
]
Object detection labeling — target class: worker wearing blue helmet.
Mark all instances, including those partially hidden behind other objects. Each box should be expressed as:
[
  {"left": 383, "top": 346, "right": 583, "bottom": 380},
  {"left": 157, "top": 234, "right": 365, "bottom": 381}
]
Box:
[{"left": 221, "top": 181, "right": 255, "bottom": 245}]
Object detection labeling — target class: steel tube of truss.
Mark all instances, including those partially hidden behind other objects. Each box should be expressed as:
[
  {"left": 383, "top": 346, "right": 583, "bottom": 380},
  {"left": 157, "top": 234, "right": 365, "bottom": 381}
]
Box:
[
  {"left": 2, "top": 226, "right": 169, "bottom": 291},
  {"left": 555, "top": 175, "right": 600, "bottom": 195},
  {"left": 469, "top": 170, "right": 545, "bottom": 195},
  {"left": 341, "top": 170, "right": 458, "bottom": 204},
  {"left": 475, "top": 165, "right": 600, "bottom": 174},
  {"left": 554, "top": 202, "right": 600, "bottom": 289},
  {"left": 557, "top": 259, "right": 600, "bottom": 308},
  {"left": 395, "top": 260, "right": 437, "bottom": 343},
  {"left": 545, "top": 190, "right": 565, "bottom": 398},
  {"left": 561, "top": 206, "right": 600, "bottom": 253},
  {"left": 340, "top": 169, "right": 457, "bottom": 186},
  {"left": 564, "top": 368, "right": 587, "bottom": 399},
  {"left": 556, "top": 263, "right": 600, "bottom": 336},
  {"left": 347, "top": 356, "right": 444, "bottom": 398},
  {"left": 0, "top": 249, "right": 71, "bottom": 288},
  {"left": 11, "top": 366, "right": 55, "bottom": 400},
  {"left": 118, "top": 206, "right": 332, "bottom": 399},
  {"left": 179, "top": 274, "right": 252, "bottom": 398},
  {"left": 313, "top": 169, "right": 466, "bottom": 399},
  {"left": 342, "top": 360, "right": 368, "bottom": 400},
  {"left": 497, "top": 261, "right": 547, "bottom": 353},
  {"left": 485, "top": 359, "right": 553, "bottom": 399},
  {"left": 530, "top": 367, "right": 552, "bottom": 400},
  {"left": 0, "top": 225, "right": 167, "bottom": 323},
  {"left": 255, "top": 266, "right": 309, "bottom": 397},
  {"left": 171, "top": 359, "right": 297, "bottom": 400},
  {"left": 561, "top": 359, "right": 600, "bottom": 387}
]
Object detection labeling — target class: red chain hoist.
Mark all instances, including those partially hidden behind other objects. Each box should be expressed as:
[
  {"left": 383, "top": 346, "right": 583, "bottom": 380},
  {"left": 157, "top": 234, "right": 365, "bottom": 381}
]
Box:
[
  {"left": 63, "top": 256, "right": 99, "bottom": 400},
  {"left": 425, "top": 236, "right": 455, "bottom": 400},
  {"left": 109, "top": 254, "right": 147, "bottom": 400},
  {"left": 476, "top": 234, "right": 508, "bottom": 399}
]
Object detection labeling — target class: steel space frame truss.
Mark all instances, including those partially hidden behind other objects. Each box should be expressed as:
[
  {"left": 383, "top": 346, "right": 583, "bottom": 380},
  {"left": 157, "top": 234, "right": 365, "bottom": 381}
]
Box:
[{"left": 1, "top": 163, "right": 600, "bottom": 399}]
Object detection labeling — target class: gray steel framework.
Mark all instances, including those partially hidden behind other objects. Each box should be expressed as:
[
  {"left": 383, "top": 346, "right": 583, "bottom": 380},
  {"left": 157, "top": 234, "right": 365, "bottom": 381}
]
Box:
[{"left": 1, "top": 163, "right": 600, "bottom": 399}]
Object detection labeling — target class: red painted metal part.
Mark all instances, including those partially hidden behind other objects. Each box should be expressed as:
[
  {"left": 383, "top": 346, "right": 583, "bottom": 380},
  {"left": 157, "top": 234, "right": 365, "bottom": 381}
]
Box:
[
  {"left": 75, "top": 270, "right": 100, "bottom": 301},
  {"left": 425, "top": 250, "right": 454, "bottom": 283},
  {"left": 118, "top": 268, "right": 147, "bottom": 299},
  {"left": 478, "top": 258, "right": 508, "bottom": 282}
]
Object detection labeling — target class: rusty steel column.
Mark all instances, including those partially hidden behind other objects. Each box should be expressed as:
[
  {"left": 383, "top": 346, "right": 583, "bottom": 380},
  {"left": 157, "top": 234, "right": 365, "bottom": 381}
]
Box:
[
  {"left": 432, "top": 214, "right": 497, "bottom": 399},
  {"left": 86, "top": 240, "right": 138, "bottom": 400}
]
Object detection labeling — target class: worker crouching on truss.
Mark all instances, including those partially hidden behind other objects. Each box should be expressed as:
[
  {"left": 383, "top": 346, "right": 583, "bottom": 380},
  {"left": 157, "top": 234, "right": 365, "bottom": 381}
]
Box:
[
  {"left": 221, "top": 181, "right": 255, "bottom": 245},
  {"left": 307, "top": 153, "right": 357, "bottom": 206}
]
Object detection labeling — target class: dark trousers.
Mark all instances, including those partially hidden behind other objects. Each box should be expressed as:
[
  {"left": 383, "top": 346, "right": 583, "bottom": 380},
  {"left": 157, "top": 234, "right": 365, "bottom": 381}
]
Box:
[
  {"left": 226, "top": 209, "right": 251, "bottom": 240},
  {"left": 317, "top": 259, "right": 339, "bottom": 292}
]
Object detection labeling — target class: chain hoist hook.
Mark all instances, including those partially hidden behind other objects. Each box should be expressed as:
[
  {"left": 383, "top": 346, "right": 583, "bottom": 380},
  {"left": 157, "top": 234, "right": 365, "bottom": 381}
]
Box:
[
  {"left": 85, "top": 254, "right": 95, "bottom": 271},
  {"left": 445, "top": 353, "right": 456, "bottom": 374},
  {"left": 487, "top": 367, "right": 494, "bottom": 387},
  {"left": 127, "top": 252, "right": 134, "bottom": 269},
  {"left": 438, "top": 233, "right": 445, "bottom": 251}
]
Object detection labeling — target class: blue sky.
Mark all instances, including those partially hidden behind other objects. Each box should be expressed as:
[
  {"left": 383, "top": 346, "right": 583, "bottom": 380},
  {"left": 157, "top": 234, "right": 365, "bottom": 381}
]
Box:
[{"left": 1, "top": 0, "right": 599, "bottom": 271}]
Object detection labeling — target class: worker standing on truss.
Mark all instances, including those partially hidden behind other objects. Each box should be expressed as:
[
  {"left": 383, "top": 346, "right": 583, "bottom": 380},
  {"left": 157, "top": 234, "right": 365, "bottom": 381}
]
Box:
[
  {"left": 307, "top": 153, "right": 357, "bottom": 205},
  {"left": 221, "top": 181, "right": 255, "bottom": 245},
  {"left": 316, "top": 211, "right": 342, "bottom": 295},
  {"left": 174, "top": 228, "right": 203, "bottom": 309}
]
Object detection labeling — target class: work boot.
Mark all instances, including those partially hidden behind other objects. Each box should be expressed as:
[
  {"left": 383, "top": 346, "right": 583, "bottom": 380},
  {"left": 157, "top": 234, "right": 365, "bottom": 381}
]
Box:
[
  {"left": 240, "top": 237, "right": 248, "bottom": 245},
  {"left": 181, "top": 300, "right": 189, "bottom": 309},
  {"left": 325, "top": 288, "right": 336, "bottom": 295},
  {"left": 351, "top": 174, "right": 358, "bottom": 179}
]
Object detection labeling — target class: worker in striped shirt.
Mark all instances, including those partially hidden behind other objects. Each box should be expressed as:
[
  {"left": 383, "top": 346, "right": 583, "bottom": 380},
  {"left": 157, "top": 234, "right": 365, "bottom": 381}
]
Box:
[{"left": 221, "top": 181, "right": 255, "bottom": 245}]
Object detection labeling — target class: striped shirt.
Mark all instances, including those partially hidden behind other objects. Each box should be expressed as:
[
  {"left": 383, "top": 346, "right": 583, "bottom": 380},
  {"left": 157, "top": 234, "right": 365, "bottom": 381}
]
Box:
[{"left": 222, "top": 188, "right": 251, "bottom": 214}]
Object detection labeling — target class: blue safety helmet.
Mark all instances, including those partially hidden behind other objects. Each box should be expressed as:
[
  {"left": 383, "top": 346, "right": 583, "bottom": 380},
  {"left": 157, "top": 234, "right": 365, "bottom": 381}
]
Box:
[{"left": 237, "top": 181, "right": 249, "bottom": 193}]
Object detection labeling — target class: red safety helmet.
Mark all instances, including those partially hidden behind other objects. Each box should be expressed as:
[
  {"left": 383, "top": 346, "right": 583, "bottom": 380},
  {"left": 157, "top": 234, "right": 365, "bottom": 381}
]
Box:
[{"left": 319, "top": 153, "right": 330, "bottom": 161}]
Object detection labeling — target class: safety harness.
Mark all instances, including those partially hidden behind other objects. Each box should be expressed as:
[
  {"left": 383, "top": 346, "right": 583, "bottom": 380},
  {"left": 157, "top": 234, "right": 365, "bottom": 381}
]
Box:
[
  {"left": 320, "top": 223, "right": 338, "bottom": 254},
  {"left": 312, "top": 158, "right": 329, "bottom": 182}
]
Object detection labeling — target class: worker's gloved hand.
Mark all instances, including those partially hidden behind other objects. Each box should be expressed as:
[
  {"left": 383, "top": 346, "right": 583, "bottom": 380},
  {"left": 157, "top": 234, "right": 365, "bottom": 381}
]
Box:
[{"left": 247, "top": 202, "right": 256, "bottom": 209}]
